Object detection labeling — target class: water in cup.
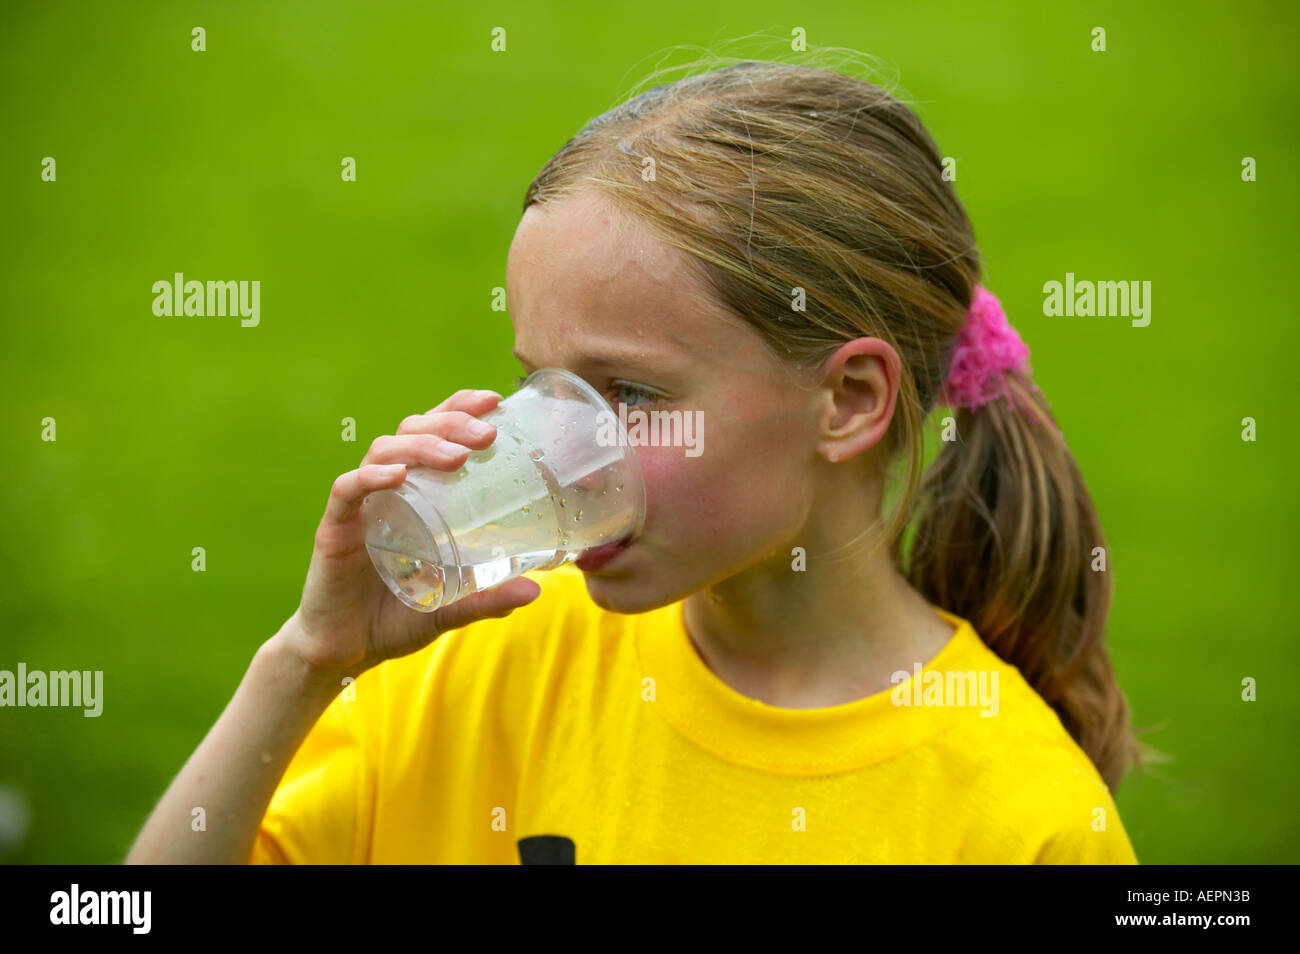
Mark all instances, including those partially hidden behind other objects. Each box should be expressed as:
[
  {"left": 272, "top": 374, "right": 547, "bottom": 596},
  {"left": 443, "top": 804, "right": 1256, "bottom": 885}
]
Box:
[{"left": 366, "top": 427, "right": 563, "bottom": 608}]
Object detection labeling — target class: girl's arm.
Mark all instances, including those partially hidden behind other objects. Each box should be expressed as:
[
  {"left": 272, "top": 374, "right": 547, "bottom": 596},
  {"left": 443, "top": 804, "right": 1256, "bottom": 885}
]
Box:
[
  {"left": 124, "top": 617, "right": 344, "bottom": 864},
  {"left": 125, "top": 388, "right": 543, "bottom": 864}
]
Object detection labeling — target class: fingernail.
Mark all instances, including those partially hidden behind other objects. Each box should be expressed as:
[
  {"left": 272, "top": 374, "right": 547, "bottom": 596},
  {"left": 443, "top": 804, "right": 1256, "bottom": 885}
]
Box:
[
  {"left": 379, "top": 463, "right": 405, "bottom": 475},
  {"left": 468, "top": 420, "right": 493, "bottom": 436},
  {"left": 475, "top": 389, "right": 502, "bottom": 400},
  {"left": 438, "top": 440, "right": 467, "bottom": 455}
]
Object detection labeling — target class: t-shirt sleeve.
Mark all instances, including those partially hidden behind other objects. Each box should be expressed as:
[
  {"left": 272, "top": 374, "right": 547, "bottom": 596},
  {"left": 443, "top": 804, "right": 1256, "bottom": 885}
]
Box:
[
  {"left": 247, "top": 567, "right": 572, "bottom": 865},
  {"left": 1033, "top": 799, "right": 1139, "bottom": 864},
  {"left": 249, "top": 672, "right": 377, "bottom": 865}
]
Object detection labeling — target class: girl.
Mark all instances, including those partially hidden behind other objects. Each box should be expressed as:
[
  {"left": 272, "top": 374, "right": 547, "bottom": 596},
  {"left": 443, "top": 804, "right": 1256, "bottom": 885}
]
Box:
[{"left": 127, "top": 59, "right": 1148, "bottom": 864}]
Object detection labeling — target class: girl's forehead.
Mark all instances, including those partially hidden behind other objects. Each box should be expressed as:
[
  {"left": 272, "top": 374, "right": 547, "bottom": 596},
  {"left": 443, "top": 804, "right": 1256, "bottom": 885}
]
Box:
[
  {"left": 509, "top": 236, "right": 719, "bottom": 354},
  {"left": 507, "top": 192, "right": 783, "bottom": 379},
  {"left": 509, "top": 279, "right": 776, "bottom": 380}
]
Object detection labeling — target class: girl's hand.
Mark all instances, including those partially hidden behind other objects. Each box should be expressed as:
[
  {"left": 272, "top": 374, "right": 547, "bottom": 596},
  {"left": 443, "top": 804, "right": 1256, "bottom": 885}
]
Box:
[{"left": 282, "top": 388, "right": 542, "bottom": 677}]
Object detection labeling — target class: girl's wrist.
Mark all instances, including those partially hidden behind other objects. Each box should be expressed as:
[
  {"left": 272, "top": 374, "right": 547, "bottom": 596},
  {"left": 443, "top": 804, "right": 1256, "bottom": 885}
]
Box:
[{"left": 260, "top": 619, "right": 360, "bottom": 702}]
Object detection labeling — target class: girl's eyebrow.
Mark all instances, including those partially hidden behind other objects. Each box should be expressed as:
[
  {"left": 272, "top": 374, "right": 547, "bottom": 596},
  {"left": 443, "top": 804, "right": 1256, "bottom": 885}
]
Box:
[{"left": 511, "top": 343, "right": 675, "bottom": 373}]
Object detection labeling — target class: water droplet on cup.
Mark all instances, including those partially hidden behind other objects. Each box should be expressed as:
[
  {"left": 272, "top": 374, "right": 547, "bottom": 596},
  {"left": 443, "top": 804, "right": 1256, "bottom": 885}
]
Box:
[
  {"left": 559, "top": 497, "right": 566, "bottom": 508},
  {"left": 575, "top": 509, "right": 583, "bottom": 521},
  {"left": 529, "top": 449, "right": 545, "bottom": 461}
]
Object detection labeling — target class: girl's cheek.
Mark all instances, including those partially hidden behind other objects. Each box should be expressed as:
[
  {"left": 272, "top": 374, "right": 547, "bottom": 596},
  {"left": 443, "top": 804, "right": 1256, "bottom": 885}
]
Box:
[
  {"left": 635, "top": 443, "right": 756, "bottom": 538},
  {"left": 635, "top": 446, "right": 684, "bottom": 513},
  {"left": 636, "top": 445, "right": 708, "bottom": 530}
]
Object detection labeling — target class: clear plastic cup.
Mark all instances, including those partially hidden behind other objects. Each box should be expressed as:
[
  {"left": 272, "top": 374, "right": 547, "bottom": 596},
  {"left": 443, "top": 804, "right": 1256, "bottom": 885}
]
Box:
[{"left": 361, "top": 367, "right": 646, "bottom": 612}]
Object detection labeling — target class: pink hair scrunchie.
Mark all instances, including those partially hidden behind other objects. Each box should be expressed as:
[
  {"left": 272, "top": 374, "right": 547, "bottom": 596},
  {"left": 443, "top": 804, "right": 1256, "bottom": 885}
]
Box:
[{"left": 940, "top": 285, "right": 1032, "bottom": 412}]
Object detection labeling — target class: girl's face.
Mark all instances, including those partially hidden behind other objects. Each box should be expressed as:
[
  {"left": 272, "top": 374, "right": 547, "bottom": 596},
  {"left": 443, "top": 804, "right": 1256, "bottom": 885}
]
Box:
[{"left": 505, "top": 189, "right": 833, "bottom": 613}]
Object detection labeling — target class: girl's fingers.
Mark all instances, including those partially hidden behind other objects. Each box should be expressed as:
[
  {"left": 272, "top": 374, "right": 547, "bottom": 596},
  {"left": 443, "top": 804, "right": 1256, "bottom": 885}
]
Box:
[
  {"left": 362, "top": 432, "right": 473, "bottom": 469},
  {"left": 425, "top": 388, "right": 502, "bottom": 416},
  {"left": 320, "top": 463, "right": 408, "bottom": 533},
  {"left": 431, "top": 575, "right": 542, "bottom": 637},
  {"left": 393, "top": 409, "right": 498, "bottom": 445},
  {"left": 315, "top": 390, "right": 505, "bottom": 554}
]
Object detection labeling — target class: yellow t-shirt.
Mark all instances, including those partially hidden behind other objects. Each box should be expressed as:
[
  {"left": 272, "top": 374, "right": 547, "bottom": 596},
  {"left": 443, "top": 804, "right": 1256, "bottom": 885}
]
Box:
[{"left": 251, "top": 562, "right": 1138, "bottom": 864}]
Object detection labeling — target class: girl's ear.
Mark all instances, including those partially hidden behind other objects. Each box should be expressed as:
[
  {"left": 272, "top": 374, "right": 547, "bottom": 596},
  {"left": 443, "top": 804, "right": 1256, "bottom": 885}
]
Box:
[{"left": 818, "top": 337, "right": 901, "bottom": 462}]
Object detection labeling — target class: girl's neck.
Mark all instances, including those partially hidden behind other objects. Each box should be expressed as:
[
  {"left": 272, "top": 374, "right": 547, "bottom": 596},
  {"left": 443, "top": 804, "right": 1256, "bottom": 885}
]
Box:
[{"left": 682, "top": 475, "right": 955, "bottom": 709}]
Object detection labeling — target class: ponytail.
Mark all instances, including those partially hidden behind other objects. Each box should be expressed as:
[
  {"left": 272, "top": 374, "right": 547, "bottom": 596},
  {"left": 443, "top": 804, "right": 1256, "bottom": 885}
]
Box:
[{"left": 904, "top": 370, "right": 1158, "bottom": 793}]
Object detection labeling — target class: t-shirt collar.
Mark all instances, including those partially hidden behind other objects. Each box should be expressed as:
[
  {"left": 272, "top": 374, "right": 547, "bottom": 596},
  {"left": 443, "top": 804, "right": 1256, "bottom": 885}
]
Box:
[{"left": 634, "top": 598, "right": 991, "bottom": 775}]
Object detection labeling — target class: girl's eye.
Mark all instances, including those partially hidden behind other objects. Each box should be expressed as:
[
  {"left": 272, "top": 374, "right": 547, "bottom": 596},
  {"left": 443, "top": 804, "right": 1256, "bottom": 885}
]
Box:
[
  {"left": 514, "top": 373, "right": 659, "bottom": 408},
  {"left": 608, "top": 381, "right": 659, "bottom": 408}
]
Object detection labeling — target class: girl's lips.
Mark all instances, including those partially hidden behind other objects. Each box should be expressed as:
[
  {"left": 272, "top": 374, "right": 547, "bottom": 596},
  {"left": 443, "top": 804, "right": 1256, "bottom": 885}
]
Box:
[{"left": 574, "top": 535, "right": 633, "bottom": 572}]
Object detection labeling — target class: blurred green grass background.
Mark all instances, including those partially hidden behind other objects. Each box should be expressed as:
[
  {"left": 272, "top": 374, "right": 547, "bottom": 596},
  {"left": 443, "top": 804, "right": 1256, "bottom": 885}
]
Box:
[{"left": 1, "top": 0, "right": 1296, "bottom": 863}]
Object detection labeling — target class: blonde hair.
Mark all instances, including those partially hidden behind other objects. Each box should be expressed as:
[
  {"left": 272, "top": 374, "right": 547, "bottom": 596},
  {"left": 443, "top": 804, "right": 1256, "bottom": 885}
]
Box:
[{"left": 522, "top": 54, "right": 1160, "bottom": 792}]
